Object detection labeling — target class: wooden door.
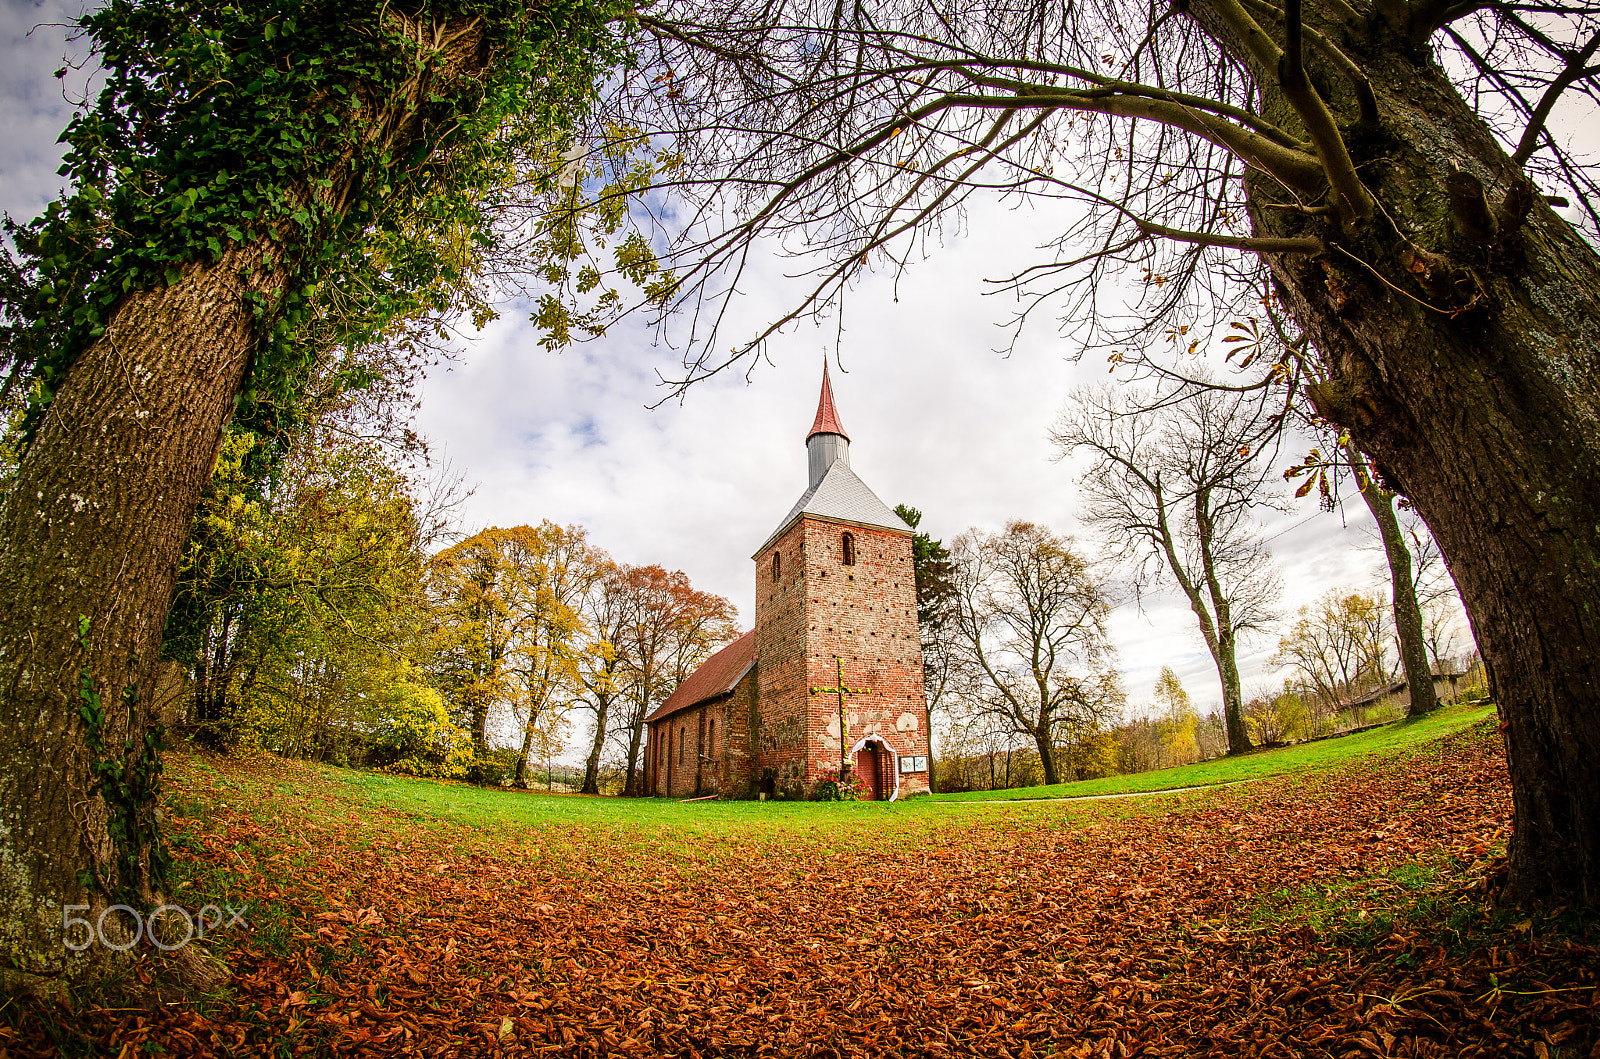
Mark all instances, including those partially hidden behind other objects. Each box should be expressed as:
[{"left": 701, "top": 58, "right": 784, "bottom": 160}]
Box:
[{"left": 854, "top": 745, "right": 882, "bottom": 800}]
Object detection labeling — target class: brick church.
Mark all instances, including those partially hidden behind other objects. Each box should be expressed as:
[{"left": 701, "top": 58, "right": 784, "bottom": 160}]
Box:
[{"left": 642, "top": 367, "right": 931, "bottom": 800}]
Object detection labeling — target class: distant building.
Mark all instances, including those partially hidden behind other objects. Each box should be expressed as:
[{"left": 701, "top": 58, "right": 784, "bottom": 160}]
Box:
[
  {"left": 1345, "top": 668, "right": 1467, "bottom": 712},
  {"left": 642, "top": 367, "right": 930, "bottom": 800}
]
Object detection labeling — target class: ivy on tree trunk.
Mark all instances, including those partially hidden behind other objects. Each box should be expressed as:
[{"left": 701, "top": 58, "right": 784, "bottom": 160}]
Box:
[{"left": 0, "top": 0, "right": 619, "bottom": 984}]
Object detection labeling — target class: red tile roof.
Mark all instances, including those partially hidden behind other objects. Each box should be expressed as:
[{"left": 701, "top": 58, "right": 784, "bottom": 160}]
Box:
[
  {"left": 646, "top": 630, "right": 756, "bottom": 723},
  {"left": 807, "top": 363, "right": 850, "bottom": 441}
]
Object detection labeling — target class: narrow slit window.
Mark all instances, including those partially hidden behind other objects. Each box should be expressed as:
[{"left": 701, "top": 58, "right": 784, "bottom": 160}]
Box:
[
  {"left": 772, "top": 551, "right": 781, "bottom": 582},
  {"left": 842, "top": 532, "right": 856, "bottom": 566},
  {"left": 708, "top": 719, "right": 715, "bottom": 752},
  {"left": 679, "top": 727, "right": 686, "bottom": 764}
]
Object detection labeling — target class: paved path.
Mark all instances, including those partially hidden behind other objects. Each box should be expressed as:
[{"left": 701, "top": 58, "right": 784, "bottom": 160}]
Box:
[{"left": 932, "top": 778, "right": 1257, "bottom": 805}]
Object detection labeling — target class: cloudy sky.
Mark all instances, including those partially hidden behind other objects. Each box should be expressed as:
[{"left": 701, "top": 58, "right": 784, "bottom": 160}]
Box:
[{"left": 1, "top": 0, "right": 1470, "bottom": 736}]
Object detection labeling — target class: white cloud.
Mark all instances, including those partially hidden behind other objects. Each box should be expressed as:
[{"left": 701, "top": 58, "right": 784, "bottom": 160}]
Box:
[{"left": 0, "top": 0, "right": 95, "bottom": 223}]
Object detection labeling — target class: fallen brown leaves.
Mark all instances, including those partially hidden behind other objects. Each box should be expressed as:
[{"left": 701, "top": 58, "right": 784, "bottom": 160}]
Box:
[{"left": 6, "top": 723, "right": 1597, "bottom": 1058}]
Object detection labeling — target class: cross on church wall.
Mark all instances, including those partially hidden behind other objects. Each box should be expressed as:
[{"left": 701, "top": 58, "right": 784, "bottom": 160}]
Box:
[{"left": 811, "top": 655, "right": 874, "bottom": 775}]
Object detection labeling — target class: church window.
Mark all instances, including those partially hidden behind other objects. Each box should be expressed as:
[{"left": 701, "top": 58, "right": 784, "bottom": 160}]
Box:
[
  {"left": 842, "top": 532, "right": 856, "bottom": 566},
  {"left": 772, "top": 551, "right": 781, "bottom": 582},
  {"left": 680, "top": 727, "right": 686, "bottom": 763},
  {"left": 709, "top": 719, "right": 716, "bottom": 750}
]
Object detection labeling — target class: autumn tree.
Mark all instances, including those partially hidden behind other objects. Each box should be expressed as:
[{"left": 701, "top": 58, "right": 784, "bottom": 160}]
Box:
[
  {"left": 430, "top": 529, "right": 528, "bottom": 756},
  {"left": 575, "top": 563, "right": 630, "bottom": 795},
  {"left": 502, "top": 523, "right": 607, "bottom": 789},
  {"left": 201, "top": 434, "right": 433, "bottom": 761},
  {"left": 164, "top": 338, "right": 450, "bottom": 753},
  {"left": 1152, "top": 667, "right": 1202, "bottom": 767},
  {"left": 949, "top": 521, "right": 1123, "bottom": 786},
  {"left": 612, "top": 0, "right": 1600, "bottom": 902},
  {"left": 607, "top": 565, "right": 737, "bottom": 795},
  {"left": 428, "top": 523, "right": 608, "bottom": 781},
  {"left": 1054, "top": 385, "right": 1282, "bottom": 755}
]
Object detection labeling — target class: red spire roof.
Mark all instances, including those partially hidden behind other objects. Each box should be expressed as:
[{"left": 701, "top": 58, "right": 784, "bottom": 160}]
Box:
[{"left": 807, "top": 362, "right": 850, "bottom": 441}]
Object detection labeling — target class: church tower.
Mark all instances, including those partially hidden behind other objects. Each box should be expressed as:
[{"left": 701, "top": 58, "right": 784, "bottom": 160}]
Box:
[{"left": 751, "top": 366, "right": 930, "bottom": 799}]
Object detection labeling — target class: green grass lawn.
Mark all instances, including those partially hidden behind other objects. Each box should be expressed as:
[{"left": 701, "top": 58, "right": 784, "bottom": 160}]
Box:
[
  {"left": 177, "top": 750, "right": 1138, "bottom": 887},
  {"left": 933, "top": 699, "right": 1497, "bottom": 802},
  {"left": 164, "top": 699, "right": 1493, "bottom": 896},
  {"left": 335, "top": 761, "right": 1143, "bottom": 857}
]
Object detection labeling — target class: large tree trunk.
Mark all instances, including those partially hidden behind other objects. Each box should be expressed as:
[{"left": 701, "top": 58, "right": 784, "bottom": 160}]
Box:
[
  {"left": 622, "top": 714, "right": 646, "bottom": 796},
  {"left": 1215, "top": 629, "right": 1251, "bottom": 754},
  {"left": 0, "top": 241, "right": 285, "bottom": 981},
  {"left": 1178, "top": 593, "right": 1251, "bottom": 755},
  {"left": 468, "top": 698, "right": 489, "bottom": 756},
  {"left": 582, "top": 695, "right": 610, "bottom": 795},
  {"left": 1249, "top": 13, "right": 1600, "bottom": 902},
  {"left": 0, "top": 3, "right": 510, "bottom": 980},
  {"left": 1352, "top": 447, "right": 1438, "bottom": 718},
  {"left": 1034, "top": 728, "right": 1059, "bottom": 786}
]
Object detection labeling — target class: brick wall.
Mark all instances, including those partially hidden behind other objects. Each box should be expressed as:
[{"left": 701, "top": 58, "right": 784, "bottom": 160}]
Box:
[
  {"left": 713, "top": 669, "right": 760, "bottom": 797},
  {"left": 655, "top": 707, "right": 702, "bottom": 798},
  {"left": 756, "top": 515, "right": 930, "bottom": 799},
  {"left": 645, "top": 665, "right": 759, "bottom": 798},
  {"left": 755, "top": 519, "right": 813, "bottom": 798}
]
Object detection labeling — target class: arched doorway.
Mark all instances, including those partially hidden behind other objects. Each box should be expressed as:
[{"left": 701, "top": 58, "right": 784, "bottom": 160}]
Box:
[{"left": 850, "top": 737, "right": 899, "bottom": 801}]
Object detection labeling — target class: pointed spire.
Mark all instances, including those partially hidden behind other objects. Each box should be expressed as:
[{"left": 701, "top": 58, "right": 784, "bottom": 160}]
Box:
[{"left": 807, "top": 361, "right": 850, "bottom": 441}]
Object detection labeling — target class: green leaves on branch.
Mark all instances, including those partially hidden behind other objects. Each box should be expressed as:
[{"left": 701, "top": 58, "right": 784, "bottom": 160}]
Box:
[
  {"left": 522, "top": 126, "right": 682, "bottom": 351},
  {"left": 7, "top": 0, "right": 625, "bottom": 442}
]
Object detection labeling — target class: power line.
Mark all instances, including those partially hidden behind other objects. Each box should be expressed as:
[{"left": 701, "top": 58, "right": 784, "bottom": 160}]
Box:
[{"left": 1261, "top": 511, "right": 1321, "bottom": 545}]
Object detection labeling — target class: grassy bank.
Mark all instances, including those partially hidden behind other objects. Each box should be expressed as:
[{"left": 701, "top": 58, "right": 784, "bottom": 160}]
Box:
[{"left": 933, "top": 699, "right": 1497, "bottom": 802}]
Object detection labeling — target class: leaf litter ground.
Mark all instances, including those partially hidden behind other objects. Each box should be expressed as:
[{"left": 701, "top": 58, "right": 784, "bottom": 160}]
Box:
[{"left": 6, "top": 718, "right": 1597, "bottom": 1058}]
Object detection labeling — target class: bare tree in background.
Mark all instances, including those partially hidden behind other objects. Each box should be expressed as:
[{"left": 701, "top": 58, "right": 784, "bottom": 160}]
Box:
[
  {"left": 1342, "top": 442, "right": 1438, "bottom": 716},
  {"left": 1400, "top": 511, "right": 1472, "bottom": 672},
  {"left": 1054, "top": 385, "right": 1282, "bottom": 755},
  {"left": 1271, "top": 588, "right": 1394, "bottom": 711},
  {"left": 949, "top": 521, "right": 1123, "bottom": 786},
  {"left": 605, "top": 0, "right": 1600, "bottom": 902}
]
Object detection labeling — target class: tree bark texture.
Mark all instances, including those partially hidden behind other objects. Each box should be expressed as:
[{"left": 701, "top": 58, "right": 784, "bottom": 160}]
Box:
[
  {"left": 1215, "top": 628, "right": 1251, "bottom": 752},
  {"left": 1354, "top": 458, "right": 1439, "bottom": 717},
  {"left": 582, "top": 695, "right": 610, "bottom": 795},
  {"left": 1244, "top": 10, "right": 1600, "bottom": 901},
  {"left": 469, "top": 687, "right": 493, "bottom": 757},
  {"left": 0, "top": 242, "right": 286, "bottom": 978},
  {"left": 623, "top": 715, "right": 646, "bottom": 796},
  {"left": 0, "top": 7, "right": 503, "bottom": 978},
  {"left": 1034, "top": 729, "right": 1059, "bottom": 787}
]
